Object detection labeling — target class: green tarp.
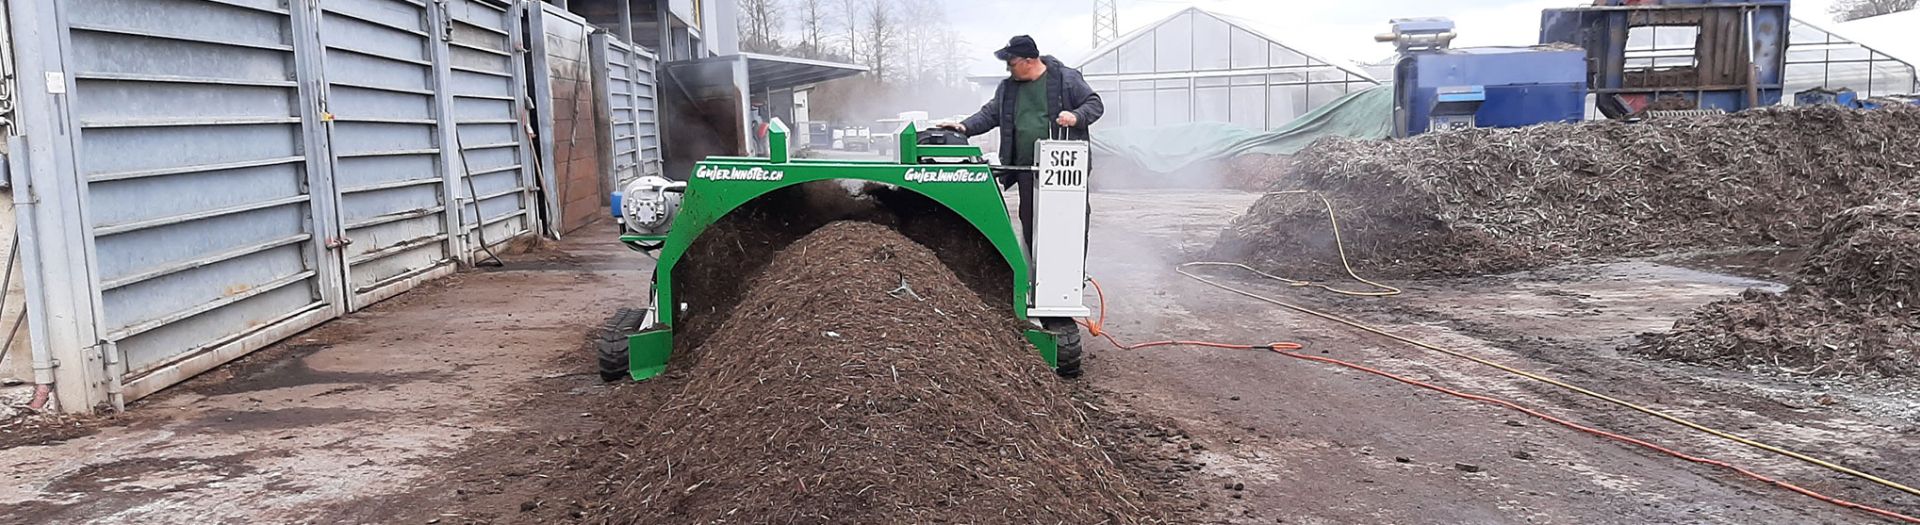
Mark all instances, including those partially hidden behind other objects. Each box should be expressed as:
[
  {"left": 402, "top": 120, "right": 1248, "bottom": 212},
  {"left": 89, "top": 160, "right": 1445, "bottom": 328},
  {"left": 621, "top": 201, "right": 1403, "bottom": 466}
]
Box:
[{"left": 1090, "top": 84, "right": 1393, "bottom": 174}]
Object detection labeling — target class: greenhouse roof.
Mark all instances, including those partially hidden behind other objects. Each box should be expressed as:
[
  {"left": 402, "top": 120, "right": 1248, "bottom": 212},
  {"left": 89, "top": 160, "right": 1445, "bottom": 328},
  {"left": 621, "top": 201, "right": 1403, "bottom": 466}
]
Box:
[
  {"left": 1830, "top": 10, "right": 1920, "bottom": 66},
  {"left": 1074, "top": 7, "right": 1379, "bottom": 83}
]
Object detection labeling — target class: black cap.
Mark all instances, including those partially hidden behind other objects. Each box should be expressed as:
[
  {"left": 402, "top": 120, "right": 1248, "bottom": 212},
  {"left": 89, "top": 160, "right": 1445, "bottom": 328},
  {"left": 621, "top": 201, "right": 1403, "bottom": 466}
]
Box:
[{"left": 994, "top": 35, "right": 1040, "bottom": 60}]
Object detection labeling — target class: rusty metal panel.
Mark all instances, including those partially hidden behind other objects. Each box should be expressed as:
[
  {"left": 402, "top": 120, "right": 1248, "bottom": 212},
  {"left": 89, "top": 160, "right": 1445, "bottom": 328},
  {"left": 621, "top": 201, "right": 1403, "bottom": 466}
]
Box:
[{"left": 540, "top": 5, "right": 607, "bottom": 234}]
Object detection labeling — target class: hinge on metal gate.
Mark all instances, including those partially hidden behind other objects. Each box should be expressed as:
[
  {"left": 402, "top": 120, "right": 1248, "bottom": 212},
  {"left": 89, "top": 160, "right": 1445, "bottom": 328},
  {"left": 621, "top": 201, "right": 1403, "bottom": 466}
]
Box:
[
  {"left": 325, "top": 236, "right": 355, "bottom": 249},
  {"left": 101, "top": 341, "right": 125, "bottom": 413}
]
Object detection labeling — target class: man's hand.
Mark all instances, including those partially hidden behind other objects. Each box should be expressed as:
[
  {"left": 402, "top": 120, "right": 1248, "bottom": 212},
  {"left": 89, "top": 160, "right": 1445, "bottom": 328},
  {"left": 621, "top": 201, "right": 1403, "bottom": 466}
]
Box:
[
  {"left": 936, "top": 122, "right": 967, "bottom": 133},
  {"left": 1055, "top": 111, "right": 1079, "bottom": 127}
]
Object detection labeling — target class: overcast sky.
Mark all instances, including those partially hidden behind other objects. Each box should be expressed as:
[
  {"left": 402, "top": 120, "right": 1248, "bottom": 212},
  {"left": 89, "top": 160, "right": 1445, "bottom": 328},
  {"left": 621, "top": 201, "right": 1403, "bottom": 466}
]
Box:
[{"left": 944, "top": 0, "right": 1842, "bottom": 75}]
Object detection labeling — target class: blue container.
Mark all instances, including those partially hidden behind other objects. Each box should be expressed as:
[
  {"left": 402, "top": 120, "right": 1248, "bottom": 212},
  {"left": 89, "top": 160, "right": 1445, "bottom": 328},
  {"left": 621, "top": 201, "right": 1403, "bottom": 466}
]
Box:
[
  {"left": 1394, "top": 47, "right": 1588, "bottom": 137},
  {"left": 1795, "top": 88, "right": 1859, "bottom": 107}
]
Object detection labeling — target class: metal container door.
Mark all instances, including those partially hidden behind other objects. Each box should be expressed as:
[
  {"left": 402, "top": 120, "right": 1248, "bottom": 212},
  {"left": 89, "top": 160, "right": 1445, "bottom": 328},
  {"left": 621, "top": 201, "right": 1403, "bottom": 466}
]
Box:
[
  {"left": 633, "top": 46, "right": 663, "bottom": 178},
  {"left": 54, "top": 0, "right": 348, "bottom": 399},
  {"left": 312, "top": 0, "right": 460, "bottom": 310},
  {"left": 538, "top": 5, "right": 606, "bottom": 235},
  {"left": 601, "top": 35, "right": 643, "bottom": 187},
  {"left": 444, "top": 0, "right": 539, "bottom": 256}
]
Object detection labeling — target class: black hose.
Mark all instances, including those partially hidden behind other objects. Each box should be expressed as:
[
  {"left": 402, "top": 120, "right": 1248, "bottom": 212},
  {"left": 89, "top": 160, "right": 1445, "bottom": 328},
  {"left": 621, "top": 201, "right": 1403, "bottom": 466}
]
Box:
[
  {"left": 452, "top": 128, "right": 506, "bottom": 268},
  {"left": 0, "top": 231, "right": 20, "bottom": 357}
]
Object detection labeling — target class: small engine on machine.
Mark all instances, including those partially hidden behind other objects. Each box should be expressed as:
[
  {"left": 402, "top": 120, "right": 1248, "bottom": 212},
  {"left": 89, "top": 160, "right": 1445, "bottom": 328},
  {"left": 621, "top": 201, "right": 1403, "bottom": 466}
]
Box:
[{"left": 617, "top": 176, "right": 686, "bottom": 239}]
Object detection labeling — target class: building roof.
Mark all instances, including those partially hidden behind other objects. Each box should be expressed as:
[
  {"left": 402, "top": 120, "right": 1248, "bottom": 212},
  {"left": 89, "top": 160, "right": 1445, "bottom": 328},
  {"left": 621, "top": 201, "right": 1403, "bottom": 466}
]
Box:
[
  {"left": 739, "top": 52, "right": 869, "bottom": 92},
  {"left": 971, "top": 7, "right": 1382, "bottom": 86},
  {"left": 1831, "top": 10, "right": 1920, "bottom": 66},
  {"left": 1074, "top": 7, "right": 1379, "bottom": 83}
]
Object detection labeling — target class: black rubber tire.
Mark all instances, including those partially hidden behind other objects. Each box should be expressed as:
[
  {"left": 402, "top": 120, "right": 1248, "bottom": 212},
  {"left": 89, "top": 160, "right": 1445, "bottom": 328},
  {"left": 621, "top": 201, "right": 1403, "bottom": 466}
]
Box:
[
  {"left": 597, "top": 308, "right": 648, "bottom": 382},
  {"left": 1043, "top": 318, "right": 1084, "bottom": 379}
]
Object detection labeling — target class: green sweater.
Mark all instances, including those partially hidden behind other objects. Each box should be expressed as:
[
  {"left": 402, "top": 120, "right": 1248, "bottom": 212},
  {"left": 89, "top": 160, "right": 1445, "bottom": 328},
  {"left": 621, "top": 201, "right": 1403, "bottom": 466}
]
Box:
[{"left": 1012, "top": 73, "right": 1050, "bottom": 167}]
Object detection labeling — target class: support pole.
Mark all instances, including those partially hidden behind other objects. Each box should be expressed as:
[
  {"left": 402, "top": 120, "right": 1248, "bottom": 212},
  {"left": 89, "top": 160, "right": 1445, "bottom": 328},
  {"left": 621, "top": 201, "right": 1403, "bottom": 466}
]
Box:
[
  {"left": 618, "top": 0, "right": 633, "bottom": 45},
  {"left": 657, "top": 0, "right": 673, "bottom": 60}
]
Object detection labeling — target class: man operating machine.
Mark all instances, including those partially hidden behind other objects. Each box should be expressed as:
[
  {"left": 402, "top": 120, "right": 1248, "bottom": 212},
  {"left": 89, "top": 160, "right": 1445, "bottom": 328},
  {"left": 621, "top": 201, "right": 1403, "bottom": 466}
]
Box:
[{"left": 942, "top": 35, "right": 1104, "bottom": 249}]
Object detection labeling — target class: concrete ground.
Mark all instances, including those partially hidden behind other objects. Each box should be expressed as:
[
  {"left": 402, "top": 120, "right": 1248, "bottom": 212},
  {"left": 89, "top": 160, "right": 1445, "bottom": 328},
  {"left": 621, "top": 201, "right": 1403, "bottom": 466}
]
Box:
[
  {"left": 0, "top": 232, "right": 648, "bottom": 524},
  {"left": 0, "top": 191, "right": 1916, "bottom": 524}
]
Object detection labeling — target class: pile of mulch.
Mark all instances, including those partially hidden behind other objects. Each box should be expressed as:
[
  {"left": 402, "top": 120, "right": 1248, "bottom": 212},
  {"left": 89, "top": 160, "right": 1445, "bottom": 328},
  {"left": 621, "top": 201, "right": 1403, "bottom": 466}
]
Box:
[
  {"left": 0, "top": 413, "right": 101, "bottom": 449},
  {"left": 1211, "top": 105, "right": 1920, "bottom": 279},
  {"left": 1793, "top": 200, "right": 1920, "bottom": 313},
  {"left": 1224, "top": 154, "right": 1293, "bottom": 191},
  {"left": 674, "top": 182, "right": 1017, "bottom": 348},
  {"left": 1632, "top": 290, "right": 1918, "bottom": 378},
  {"left": 589, "top": 221, "right": 1184, "bottom": 524},
  {"left": 671, "top": 182, "right": 878, "bottom": 349},
  {"left": 1636, "top": 199, "right": 1920, "bottom": 378}
]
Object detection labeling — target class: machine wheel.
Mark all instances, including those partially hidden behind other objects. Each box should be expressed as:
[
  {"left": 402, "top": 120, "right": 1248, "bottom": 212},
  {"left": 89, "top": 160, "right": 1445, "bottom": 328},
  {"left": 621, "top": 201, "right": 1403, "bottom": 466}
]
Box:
[
  {"left": 1043, "top": 318, "right": 1084, "bottom": 379},
  {"left": 597, "top": 308, "right": 647, "bottom": 382}
]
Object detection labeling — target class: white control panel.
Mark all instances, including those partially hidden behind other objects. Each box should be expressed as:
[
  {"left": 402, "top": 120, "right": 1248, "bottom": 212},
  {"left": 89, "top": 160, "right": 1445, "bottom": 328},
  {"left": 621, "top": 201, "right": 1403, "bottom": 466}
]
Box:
[{"left": 1028, "top": 140, "right": 1092, "bottom": 318}]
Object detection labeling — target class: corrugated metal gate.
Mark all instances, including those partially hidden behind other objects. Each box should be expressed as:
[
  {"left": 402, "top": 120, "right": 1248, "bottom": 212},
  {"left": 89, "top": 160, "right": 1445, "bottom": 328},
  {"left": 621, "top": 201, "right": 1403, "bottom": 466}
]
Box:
[
  {"left": 597, "top": 34, "right": 643, "bottom": 186},
  {"left": 633, "top": 47, "right": 661, "bottom": 178},
  {"left": 444, "top": 0, "right": 539, "bottom": 258},
  {"left": 17, "top": 0, "right": 546, "bottom": 404},
  {"left": 62, "top": 0, "right": 343, "bottom": 398},
  {"left": 315, "top": 0, "right": 458, "bottom": 309},
  {"left": 593, "top": 33, "right": 662, "bottom": 186}
]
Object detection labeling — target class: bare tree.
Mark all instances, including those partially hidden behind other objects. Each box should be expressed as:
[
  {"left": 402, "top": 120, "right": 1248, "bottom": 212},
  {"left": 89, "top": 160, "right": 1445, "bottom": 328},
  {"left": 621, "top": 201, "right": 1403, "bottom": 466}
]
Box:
[
  {"left": 930, "top": 28, "right": 970, "bottom": 87},
  {"left": 895, "top": 0, "right": 942, "bottom": 84},
  {"left": 1830, "top": 0, "right": 1917, "bottom": 21},
  {"left": 798, "top": 0, "right": 828, "bottom": 53},
  {"left": 737, "top": 0, "right": 785, "bottom": 52},
  {"left": 807, "top": 0, "right": 976, "bottom": 124},
  {"left": 863, "top": 0, "right": 898, "bottom": 80},
  {"left": 837, "top": 0, "right": 862, "bottom": 59}
]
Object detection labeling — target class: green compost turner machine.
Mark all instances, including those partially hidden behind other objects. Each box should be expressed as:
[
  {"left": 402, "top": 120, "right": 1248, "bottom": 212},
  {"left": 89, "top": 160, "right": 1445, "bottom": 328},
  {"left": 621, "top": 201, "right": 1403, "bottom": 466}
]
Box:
[{"left": 604, "top": 120, "right": 1093, "bottom": 381}]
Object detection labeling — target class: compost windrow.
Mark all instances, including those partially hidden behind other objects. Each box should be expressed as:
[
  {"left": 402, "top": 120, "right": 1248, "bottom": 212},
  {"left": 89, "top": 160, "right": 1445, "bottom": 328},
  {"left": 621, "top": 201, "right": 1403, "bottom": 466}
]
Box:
[
  {"left": 1636, "top": 197, "right": 1920, "bottom": 378},
  {"left": 601, "top": 221, "right": 1178, "bottom": 523},
  {"left": 1213, "top": 106, "right": 1920, "bottom": 279},
  {"left": 673, "top": 182, "right": 1014, "bottom": 352}
]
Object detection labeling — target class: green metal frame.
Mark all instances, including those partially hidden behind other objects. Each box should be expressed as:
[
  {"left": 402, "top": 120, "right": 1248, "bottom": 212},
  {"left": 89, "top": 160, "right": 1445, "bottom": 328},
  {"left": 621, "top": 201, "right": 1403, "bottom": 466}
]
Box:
[{"left": 617, "top": 120, "right": 1056, "bottom": 380}]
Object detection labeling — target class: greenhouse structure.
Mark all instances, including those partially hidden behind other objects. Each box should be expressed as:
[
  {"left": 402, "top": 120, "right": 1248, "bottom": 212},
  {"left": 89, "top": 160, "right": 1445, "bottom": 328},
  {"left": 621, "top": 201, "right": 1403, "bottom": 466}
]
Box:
[
  {"left": 1071, "top": 8, "right": 1380, "bottom": 131},
  {"left": 973, "top": 7, "right": 1917, "bottom": 133},
  {"left": 1782, "top": 15, "right": 1918, "bottom": 100}
]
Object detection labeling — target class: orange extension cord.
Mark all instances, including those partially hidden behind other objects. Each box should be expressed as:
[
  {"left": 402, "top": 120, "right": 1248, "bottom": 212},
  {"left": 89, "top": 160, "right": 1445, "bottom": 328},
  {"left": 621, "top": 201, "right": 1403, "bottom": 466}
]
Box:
[
  {"left": 1076, "top": 278, "right": 1302, "bottom": 353},
  {"left": 1076, "top": 277, "right": 1920, "bottom": 524}
]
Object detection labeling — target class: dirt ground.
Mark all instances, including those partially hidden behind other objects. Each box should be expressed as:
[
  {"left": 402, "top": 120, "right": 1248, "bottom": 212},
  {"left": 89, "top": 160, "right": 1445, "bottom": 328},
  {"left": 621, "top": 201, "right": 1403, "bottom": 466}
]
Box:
[
  {"left": 2, "top": 193, "right": 1917, "bottom": 524},
  {"left": 0, "top": 233, "right": 650, "bottom": 524}
]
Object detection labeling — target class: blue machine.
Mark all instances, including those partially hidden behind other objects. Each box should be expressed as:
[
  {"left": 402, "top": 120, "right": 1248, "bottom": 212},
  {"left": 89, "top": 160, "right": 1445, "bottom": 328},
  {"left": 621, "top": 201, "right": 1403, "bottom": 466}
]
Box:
[
  {"left": 1796, "top": 87, "right": 1859, "bottom": 108},
  {"left": 1541, "top": 0, "right": 1789, "bottom": 118},
  {"left": 1383, "top": 18, "right": 1588, "bottom": 138},
  {"left": 1797, "top": 88, "right": 1920, "bottom": 109}
]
